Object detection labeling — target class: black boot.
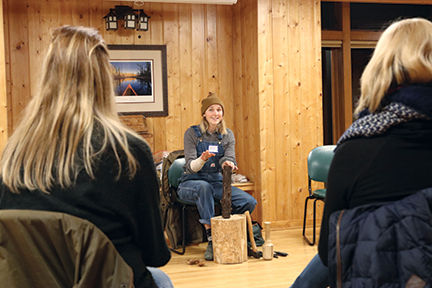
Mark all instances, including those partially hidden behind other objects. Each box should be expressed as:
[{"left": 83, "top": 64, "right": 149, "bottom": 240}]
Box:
[{"left": 204, "top": 228, "right": 213, "bottom": 261}]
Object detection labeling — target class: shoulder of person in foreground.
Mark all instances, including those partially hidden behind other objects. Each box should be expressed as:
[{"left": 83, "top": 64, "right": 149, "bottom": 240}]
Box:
[
  {"left": 124, "top": 133, "right": 171, "bottom": 266},
  {"left": 126, "top": 133, "right": 154, "bottom": 163},
  {"left": 318, "top": 138, "right": 376, "bottom": 265}
]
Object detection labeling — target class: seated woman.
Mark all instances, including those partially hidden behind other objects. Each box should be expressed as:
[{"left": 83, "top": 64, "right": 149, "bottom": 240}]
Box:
[
  {"left": 177, "top": 93, "right": 257, "bottom": 261},
  {"left": 291, "top": 17, "right": 432, "bottom": 288},
  {"left": 0, "top": 26, "right": 172, "bottom": 288}
]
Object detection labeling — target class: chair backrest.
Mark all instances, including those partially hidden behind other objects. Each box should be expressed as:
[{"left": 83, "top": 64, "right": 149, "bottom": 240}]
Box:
[
  {"left": 168, "top": 158, "right": 186, "bottom": 189},
  {"left": 0, "top": 210, "right": 134, "bottom": 288},
  {"left": 307, "top": 145, "right": 336, "bottom": 182}
]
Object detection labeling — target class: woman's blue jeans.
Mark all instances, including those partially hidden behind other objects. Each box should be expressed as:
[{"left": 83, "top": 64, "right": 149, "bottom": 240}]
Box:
[
  {"left": 290, "top": 254, "right": 329, "bottom": 288},
  {"left": 177, "top": 180, "right": 257, "bottom": 225},
  {"left": 148, "top": 267, "right": 173, "bottom": 288}
]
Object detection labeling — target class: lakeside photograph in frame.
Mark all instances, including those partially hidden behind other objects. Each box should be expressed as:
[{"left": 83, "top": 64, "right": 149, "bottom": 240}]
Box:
[{"left": 107, "top": 45, "right": 168, "bottom": 117}]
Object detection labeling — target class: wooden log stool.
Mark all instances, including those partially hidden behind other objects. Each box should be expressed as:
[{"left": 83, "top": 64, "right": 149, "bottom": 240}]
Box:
[{"left": 211, "top": 166, "right": 248, "bottom": 264}]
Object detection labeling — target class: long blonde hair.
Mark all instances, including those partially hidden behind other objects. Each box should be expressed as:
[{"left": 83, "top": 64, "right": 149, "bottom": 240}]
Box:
[
  {"left": 0, "top": 26, "right": 143, "bottom": 193},
  {"left": 356, "top": 18, "right": 432, "bottom": 115}
]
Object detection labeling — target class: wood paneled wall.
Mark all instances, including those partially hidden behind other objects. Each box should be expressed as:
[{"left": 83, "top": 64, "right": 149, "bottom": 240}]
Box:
[
  {"left": 256, "top": 0, "right": 324, "bottom": 227},
  {"left": 2, "top": 0, "right": 323, "bottom": 228},
  {"left": 4, "top": 0, "right": 236, "bottom": 151},
  {"left": 220, "top": 0, "right": 324, "bottom": 227},
  {"left": 232, "top": 0, "right": 262, "bottom": 221}
]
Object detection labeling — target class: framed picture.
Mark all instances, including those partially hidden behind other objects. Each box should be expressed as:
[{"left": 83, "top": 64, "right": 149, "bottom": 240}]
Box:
[{"left": 107, "top": 45, "right": 168, "bottom": 117}]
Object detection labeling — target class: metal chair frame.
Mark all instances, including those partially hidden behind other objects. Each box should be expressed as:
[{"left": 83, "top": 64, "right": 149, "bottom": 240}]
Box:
[
  {"left": 169, "top": 198, "right": 201, "bottom": 255},
  {"left": 302, "top": 145, "right": 336, "bottom": 246},
  {"left": 167, "top": 158, "right": 222, "bottom": 255}
]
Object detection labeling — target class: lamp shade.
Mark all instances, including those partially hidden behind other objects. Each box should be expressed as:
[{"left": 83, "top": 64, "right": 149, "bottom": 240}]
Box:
[
  {"left": 104, "top": 6, "right": 149, "bottom": 32},
  {"left": 123, "top": 10, "right": 136, "bottom": 29},
  {"left": 103, "top": 10, "right": 118, "bottom": 31},
  {"left": 137, "top": 11, "right": 150, "bottom": 31}
]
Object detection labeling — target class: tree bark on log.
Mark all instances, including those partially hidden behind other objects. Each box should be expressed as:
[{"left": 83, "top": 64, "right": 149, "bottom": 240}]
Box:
[{"left": 221, "top": 166, "right": 232, "bottom": 219}]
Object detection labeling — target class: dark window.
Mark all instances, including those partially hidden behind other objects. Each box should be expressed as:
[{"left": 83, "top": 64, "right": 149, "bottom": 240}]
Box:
[
  {"left": 351, "top": 49, "right": 373, "bottom": 115},
  {"left": 322, "top": 2, "right": 340, "bottom": 31},
  {"left": 350, "top": 3, "right": 432, "bottom": 30},
  {"left": 322, "top": 48, "right": 333, "bottom": 145}
]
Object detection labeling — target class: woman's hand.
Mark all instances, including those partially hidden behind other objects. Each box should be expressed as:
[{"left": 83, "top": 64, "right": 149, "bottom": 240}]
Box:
[
  {"left": 200, "top": 150, "right": 215, "bottom": 161},
  {"left": 222, "top": 161, "right": 238, "bottom": 171}
]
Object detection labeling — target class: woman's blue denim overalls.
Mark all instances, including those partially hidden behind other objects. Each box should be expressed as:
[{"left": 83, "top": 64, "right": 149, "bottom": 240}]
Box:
[{"left": 177, "top": 126, "right": 256, "bottom": 225}]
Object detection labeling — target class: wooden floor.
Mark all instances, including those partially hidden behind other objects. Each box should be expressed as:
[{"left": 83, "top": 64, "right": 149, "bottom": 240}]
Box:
[{"left": 160, "top": 228, "right": 318, "bottom": 288}]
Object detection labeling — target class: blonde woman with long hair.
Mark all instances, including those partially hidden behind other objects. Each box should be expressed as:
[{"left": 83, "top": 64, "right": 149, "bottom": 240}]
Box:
[
  {"left": 0, "top": 26, "right": 172, "bottom": 288},
  {"left": 291, "top": 18, "right": 432, "bottom": 288},
  {"left": 176, "top": 93, "right": 257, "bottom": 261}
]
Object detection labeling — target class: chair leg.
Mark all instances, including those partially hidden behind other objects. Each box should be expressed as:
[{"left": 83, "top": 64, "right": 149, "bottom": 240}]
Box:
[
  {"left": 302, "top": 197, "right": 309, "bottom": 238},
  {"left": 303, "top": 196, "right": 316, "bottom": 246},
  {"left": 312, "top": 198, "right": 318, "bottom": 246},
  {"left": 169, "top": 205, "right": 187, "bottom": 255},
  {"left": 303, "top": 196, "right": 315, "bottom": 246}
]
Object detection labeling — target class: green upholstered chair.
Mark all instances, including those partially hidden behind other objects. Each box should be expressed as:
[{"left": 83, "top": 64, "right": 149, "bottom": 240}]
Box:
[
  {"left": 167, "top": 157, "right": 221, "bottom": 255},
  {"left": 303, "top": 145, "right": 336, "bottom": 246}
]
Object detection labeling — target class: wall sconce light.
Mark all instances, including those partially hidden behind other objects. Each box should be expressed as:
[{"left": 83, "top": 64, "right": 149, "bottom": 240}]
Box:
[{"left": 103, "top": 5, "right": 150, "bottom": 32}]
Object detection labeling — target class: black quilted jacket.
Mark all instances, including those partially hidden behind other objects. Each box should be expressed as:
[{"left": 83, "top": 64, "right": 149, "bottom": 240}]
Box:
[{"left": 327, "top": 188, "right": 432, "bottom": 288}]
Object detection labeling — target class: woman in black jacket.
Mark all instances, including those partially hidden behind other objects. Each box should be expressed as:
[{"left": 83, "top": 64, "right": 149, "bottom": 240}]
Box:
[
  {"left": 291, "top": 17, "right": 432, "bottom": 288},
  {"left": 0, "top": 26, "right": 172, "bottom": 288}
]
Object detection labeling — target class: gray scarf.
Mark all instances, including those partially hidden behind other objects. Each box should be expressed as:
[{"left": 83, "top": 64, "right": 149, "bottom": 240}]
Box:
[{"left": 337, "top": 85, "right": 432, "bottom": 146}]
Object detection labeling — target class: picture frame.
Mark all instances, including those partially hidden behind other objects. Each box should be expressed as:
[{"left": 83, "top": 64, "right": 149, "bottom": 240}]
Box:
[{"left": 107, "top": 44, "right": 168, "bottom": 117}]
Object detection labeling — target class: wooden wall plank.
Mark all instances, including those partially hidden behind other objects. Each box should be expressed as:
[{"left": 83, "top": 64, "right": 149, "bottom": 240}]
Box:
[
  {"left": 258, "top": 0, "right": 276, "bottom": 223},
  {"left": 191, "top": 4, "right": 205, "bottom": 124},
  {"left": 232, "top": 0, "right": 244, "bottom": 175},
  {"left": 238, "top": 0, "right": 261, "bottom": 221},
  {"left": 287, "top": 0, "right": 303, "bottom": 227},
  {"left": 178, "top": 4, "right": 193, "bottom": 142},
  {"left": 0, "top": 0, "right": 7, "bottom": 153},
  {"left": 217, "top": 5, "right": 234, "bottom": 130},
  {"left": 40, "top": 0, "right": 60, "bottom": 55},
  {"left": 59, "top": 0, "right": 73, "bottom": 26},
  {"left": 3, "top": 0, "right": 12, "bottom": 137},
  {"left": 89, "top": 0, "right": 104, "bottom": 31},
  {"left": 300, "top": 0, "right": 315, "bottom": 215},
  {"left": 239, "top": 0, "right": 251, "bottom": 177},
  {"left": 314, "top": 0, "right": 323, "bottom": 147},
  {"left": 314, "top": 0, "right": 325, "bottom": 220},
  {"left": 300, "top": 0, "right": 315, "bottom": 221},
  {"left": 205, "top": 5, "right": 219, "bottom": 95},
  {"left": 8, "top": 0, "right": 30, "bottom": 128},
  {"left": 72, "top": 0, "right": 88, "bottom": 27},
  {"left": 249, "top": 0, "right": 261, "bottom": 221},
  {"left": 27, "top": 0, "right": 43, "bottom": 105},
  {"left": 163, "top": 3, "right": 182, "bottom": 152},
  {"left": 150, "top": 3, "right": 166, "bottom": 153},
  {"left": 272, "top": 0, "right": 292, "bottom": 221}
]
